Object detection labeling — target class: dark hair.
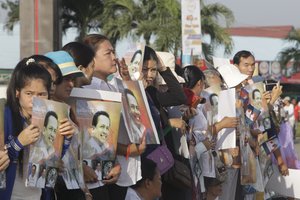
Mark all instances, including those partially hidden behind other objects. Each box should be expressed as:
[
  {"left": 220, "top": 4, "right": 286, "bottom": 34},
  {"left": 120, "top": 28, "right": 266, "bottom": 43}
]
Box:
[
  {"left": 29, "top": 55, "right": 63, "bottom": 85},
  {"left": 133, "top": 158, "right": 157, "bottom": 188},
  {"left": 124, "top": 88, "right": 136, "bottom": 107},
  {"left": 131, "top": 50, "right": 142, "bottom": 63},
  {"left": 143, "top": 46, "right": 158, "bottom": 64},
  {"left": 233, "top": 50, "right": 255, "bottom": 65},
  {"left": 183, "top": 65, "right": 205, "bottom": 89},
  {"left": 7, "top": 58, "right": 51, "bottom": 137},
  {"left": 83, "top": 160, "right": 88, "bottom": 165},
  {"left": 175, "top": 64, "right": 184, "bottom": 77},
  {"left": 92, "top": 111, "right": 110, "bottom": 127},
  {"left": 83, "top": 34, "right": 110, "bottom": 52},
  {"left": 62, "top": 42, "right": 95, "bottom": 68},
  {"left": 252, "top": 89, "right": 260, "bottom": 99},
  {"left": 44, "top": 111, "right": 58, "bottom": 127}
]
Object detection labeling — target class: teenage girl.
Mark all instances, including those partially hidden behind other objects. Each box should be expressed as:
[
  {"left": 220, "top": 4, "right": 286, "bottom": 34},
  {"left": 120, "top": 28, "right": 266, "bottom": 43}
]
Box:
[{"left": 0, "top": 58, "right": 51, "bottom": 199}]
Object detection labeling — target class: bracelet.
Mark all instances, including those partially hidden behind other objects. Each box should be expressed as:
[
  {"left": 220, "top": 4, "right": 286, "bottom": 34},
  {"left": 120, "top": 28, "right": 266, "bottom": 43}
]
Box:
[{"left": 126, "top": 144, "right": 131, "bottom": 160}]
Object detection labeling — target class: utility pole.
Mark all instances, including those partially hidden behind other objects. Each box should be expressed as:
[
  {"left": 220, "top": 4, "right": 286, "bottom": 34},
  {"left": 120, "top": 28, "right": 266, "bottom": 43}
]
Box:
[{"left": 20, "top": 0, "right": 61, "bottom": 58}]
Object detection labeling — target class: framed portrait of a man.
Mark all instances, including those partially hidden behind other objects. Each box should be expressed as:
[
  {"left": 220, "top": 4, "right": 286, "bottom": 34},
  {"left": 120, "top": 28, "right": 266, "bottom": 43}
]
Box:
[{"left": 113, "top": 80, "right": 159, "bottom": 145}]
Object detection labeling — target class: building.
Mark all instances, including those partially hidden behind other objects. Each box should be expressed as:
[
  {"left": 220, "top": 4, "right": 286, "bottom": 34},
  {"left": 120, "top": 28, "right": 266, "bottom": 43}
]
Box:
[{"left": 214, "top": 25, "right": 300, "bottom": 96}]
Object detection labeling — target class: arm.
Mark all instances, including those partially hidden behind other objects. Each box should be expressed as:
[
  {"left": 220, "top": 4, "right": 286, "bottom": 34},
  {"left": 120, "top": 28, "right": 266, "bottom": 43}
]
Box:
[
  {"left": 0, "top": 148, "right": 10, "bottom": 172},
  {"left": 117, "top": 134, "right": 146, "bottom": 157},
  {"left": 156, "top": 68, "right": 187, "bottom": 107},
  {"left": 7, "top": 125, "right": 39, "bottom": 161},
  {"left": 213, "top": 116, "right": 239, "bottom": 135}
]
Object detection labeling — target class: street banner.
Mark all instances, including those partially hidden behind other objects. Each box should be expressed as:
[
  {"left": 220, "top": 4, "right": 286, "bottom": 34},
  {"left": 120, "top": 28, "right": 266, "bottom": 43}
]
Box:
[{"left": 181, "top": 0, "right": 202, "bottom": 66}]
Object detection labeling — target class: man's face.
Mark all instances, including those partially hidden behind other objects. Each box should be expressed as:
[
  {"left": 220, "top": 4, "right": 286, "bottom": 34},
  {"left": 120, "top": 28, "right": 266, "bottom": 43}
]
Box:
[
  {"left": 235, "top": 56, "right": 255, "bottom": 79},
  {"left": 127, "top": 93, "right": 141, "bottom": 126},
  {"left": 44, "top": 115, "right": 58, "bottom": 147},
  {"left": 254, "top": 91, "right": 262, "bottom": 103},
  {"left": 95, "top": 115, "right": 110, "bottom": 143},
  {"left": 31, "top": 166, "right": 36, "bottom": 175}
]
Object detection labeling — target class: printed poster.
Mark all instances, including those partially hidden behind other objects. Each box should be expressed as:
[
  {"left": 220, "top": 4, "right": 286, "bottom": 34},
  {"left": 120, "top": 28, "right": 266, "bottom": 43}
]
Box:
[
  {"left": 70, "top": 87, "right": 122, "bottom": 189},
  {"left": 122, "top": 43, "right": 145, "bottom": 81},
  {"left": 216, "top": 88, "right": 236, "bottom": 150},
  {"left": 181, "top": 0, "right": 202, "bottom": 65},
  {"left": 27, "top": 97, "right": 70, "bottom": 188},
  {"left": 113, "top": 79, "right": 159, "bottom": 144}
]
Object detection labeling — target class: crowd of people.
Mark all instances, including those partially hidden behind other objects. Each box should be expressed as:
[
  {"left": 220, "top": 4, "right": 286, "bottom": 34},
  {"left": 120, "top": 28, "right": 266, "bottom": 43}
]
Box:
[{"left": 0, "top": 33, "right": 299, "bottom": 200}]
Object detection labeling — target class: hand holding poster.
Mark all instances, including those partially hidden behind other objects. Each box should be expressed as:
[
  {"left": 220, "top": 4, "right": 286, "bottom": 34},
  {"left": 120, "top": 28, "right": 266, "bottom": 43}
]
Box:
[
  {"left": 27, "top": 97, "right": 70, "bottom": 188},
  {"left": 71, "top": 88, "right": 122, "bottom": 188},
  {"left": 121, "top": 43, "right": 145, "bottom": 80}
]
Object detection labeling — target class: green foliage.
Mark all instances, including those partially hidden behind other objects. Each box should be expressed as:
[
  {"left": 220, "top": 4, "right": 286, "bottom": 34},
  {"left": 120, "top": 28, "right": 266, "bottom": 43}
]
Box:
[
  {"left": 278, "top": 28, "right": 300, "bottom": 69},
  {"left": 1, "top": 0, "right": 234, "bottom": 58},
  {"left": 1, "top": 0, "right": 19, "bottom": 32},
  {"left": 61, "top": 0, "right": 104, "bottom": 41}
]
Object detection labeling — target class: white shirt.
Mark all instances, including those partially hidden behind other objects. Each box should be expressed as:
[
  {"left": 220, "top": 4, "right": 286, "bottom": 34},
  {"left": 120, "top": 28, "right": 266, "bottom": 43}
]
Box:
[
  {"left": 36, "top": 176, "right": 45, "bottom": 188},
  {"left": 125, "top": 187, "right": 143, "bottom": 200},
  {"left": 84, "top": 76, "right": 118, "bottom": 92},
  {"left": 284, "top": 103, "right": 295, "bottom": 127}
]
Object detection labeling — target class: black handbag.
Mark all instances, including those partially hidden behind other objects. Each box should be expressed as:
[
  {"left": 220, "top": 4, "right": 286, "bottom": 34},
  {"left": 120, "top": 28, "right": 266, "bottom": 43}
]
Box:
[{"left": 164, "top": 156, "right": 192, "bottom": 189}]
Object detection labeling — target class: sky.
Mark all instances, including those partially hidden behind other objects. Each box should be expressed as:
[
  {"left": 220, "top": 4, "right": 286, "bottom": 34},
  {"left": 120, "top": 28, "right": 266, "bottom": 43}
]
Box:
[
  {"left": 204, "top": 0, "right": 300, "bottom": 28},
  {"left": 1, "top": 0, "right": 300, "bottom": 68}
]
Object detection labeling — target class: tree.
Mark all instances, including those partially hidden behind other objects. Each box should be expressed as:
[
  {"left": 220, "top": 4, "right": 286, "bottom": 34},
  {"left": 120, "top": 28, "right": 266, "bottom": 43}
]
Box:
[
  {"left": 61, "top": 0, "right": 104, "bottom": 41},
  {"left": 200, "top": 1, "right": 234, "bottom": 56},
  {"left": 1, "top": 0, "right": 234, "bottom": 59},
  {"left": 277, "top": 28, "right": 300, "bottom": 71},
  {"left": 102, "top": 0, "right": 234, "bottom": 59},
  {"left": 1, "top": 0, "right": 19, "bottom": 32}
]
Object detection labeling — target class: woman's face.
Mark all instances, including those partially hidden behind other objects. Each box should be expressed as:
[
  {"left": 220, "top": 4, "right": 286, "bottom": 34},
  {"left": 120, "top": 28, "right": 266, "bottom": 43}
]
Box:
[
  {"left": 54, "top": 75, "right": 75, "bottom": 102},
  {"left": 141, "top": 59, "right": 158, "bottom": 88},
  {"left": 16, "top": 79, "right": 48, "bottom": 119},
  {"left": 46, "top": 68, "right": 58, "bottom": 98},
  {"left": 93, "top": 40, "right": 117, "bottom": 80}
]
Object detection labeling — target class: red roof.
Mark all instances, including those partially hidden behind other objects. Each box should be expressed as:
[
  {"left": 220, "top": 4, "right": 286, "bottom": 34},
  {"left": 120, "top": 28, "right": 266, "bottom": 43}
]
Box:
[{"left": 226, "top": 26, "right": 293, "bottom": 39}]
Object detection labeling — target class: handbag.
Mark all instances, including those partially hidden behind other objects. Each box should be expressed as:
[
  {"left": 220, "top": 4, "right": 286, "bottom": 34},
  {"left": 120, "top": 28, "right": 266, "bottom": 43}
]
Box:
[
  {"left": 164, "top": 157, "right": 192, "bottom": 189},
  {"left": 146, "top": 144, "right": 174, "bottom": 175}
]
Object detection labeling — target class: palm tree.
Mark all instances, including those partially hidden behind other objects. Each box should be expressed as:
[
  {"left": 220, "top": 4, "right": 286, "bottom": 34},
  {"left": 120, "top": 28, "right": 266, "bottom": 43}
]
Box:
[
  {"left": 277, "top": 28, "right": 300, "bottom": 73},
  {"left": 61, "top": 0, "right": 104, "bottom": 41},
  {"left": 1, "top": 0, "right": 19, "bottom": 32},
  {"left": 200, "top": 1, "right": 234, "bottom": 56},
  {"left": 102, "top": 0, "right": 234, "bottom": 59},
  {"left": 1, "top": 0, "right": 234, "bottom": 59}
]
